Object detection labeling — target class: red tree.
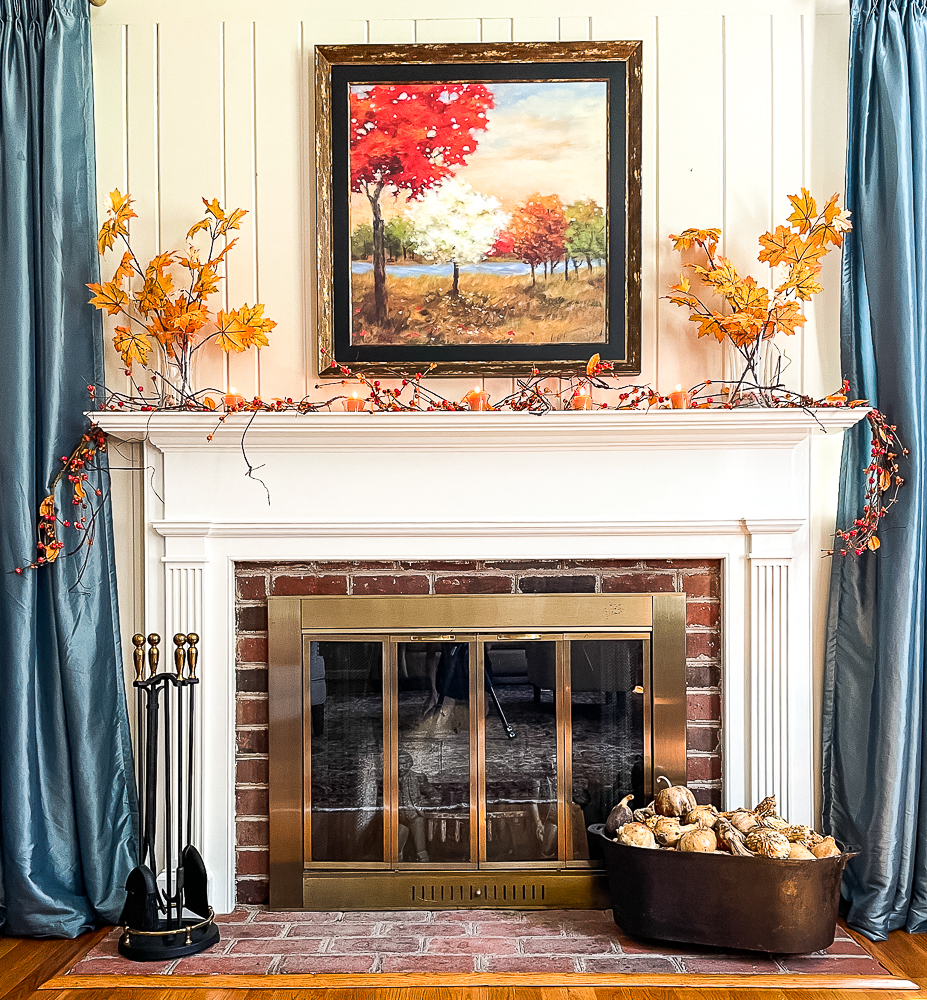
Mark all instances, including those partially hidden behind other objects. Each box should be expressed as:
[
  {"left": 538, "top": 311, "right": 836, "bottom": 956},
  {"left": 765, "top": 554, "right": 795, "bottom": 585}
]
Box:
[
  {"left": 507, "top": 194, "right": 567, "bottom": 285},
  {"left": 350, "top": 83, "right": 494, "bottom": 324}
]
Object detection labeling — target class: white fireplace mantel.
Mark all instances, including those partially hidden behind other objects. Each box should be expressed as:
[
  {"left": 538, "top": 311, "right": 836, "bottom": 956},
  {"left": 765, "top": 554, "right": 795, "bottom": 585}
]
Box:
[{"left": 95, "top": 407, "right": 867, "bottom": 913}]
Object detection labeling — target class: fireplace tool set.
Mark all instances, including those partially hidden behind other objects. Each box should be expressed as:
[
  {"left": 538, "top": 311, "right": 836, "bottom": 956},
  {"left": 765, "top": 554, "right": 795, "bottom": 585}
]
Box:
[{"left": 118, "top": 632, "right": 220, "bottom": 961}]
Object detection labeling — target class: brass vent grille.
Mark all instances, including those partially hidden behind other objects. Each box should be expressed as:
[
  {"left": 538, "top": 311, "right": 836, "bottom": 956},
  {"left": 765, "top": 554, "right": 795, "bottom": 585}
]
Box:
[{"left": 411, "top": 880, "right": 546, "bottom": 905}]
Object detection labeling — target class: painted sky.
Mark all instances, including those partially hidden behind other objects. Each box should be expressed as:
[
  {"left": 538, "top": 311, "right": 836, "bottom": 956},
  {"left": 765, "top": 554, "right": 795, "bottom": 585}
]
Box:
[{"left": 349, "top": 79, "right": 608, "bottom": 226}]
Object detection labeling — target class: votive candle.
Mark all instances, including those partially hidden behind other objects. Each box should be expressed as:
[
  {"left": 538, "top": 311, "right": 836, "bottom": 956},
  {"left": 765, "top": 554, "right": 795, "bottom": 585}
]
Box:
[
  {"left": 344, "top": 392, "right": 366, "bottom": 412},
  {"left": 222, "top": 388, "right": 246, "bottom": 409},
  {"left": 570, "top": 389, "right": 594, "bottom": 410},
  {"left": 669, "top": 384, "right": 690, "bottom": 409},
  {"left": 466, "top": 386, "right": 490, "bottom": 411}
]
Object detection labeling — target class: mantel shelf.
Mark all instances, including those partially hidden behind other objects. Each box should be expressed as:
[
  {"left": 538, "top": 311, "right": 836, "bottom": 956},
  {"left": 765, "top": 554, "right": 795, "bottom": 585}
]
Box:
[{"left": 90, "top": 406, "right": 869, "bottom": 452}]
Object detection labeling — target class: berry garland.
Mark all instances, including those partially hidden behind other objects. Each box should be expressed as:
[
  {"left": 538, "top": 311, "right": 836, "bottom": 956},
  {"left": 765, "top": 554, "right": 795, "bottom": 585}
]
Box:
[{"left": 14, "top": 364, "right": 905, "bottom": 579}]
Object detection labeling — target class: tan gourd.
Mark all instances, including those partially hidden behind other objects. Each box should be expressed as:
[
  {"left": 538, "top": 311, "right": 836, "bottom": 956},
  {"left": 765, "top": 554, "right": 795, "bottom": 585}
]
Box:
[{"left": 678, "top": 828, "right": 718, "bottom": 853}]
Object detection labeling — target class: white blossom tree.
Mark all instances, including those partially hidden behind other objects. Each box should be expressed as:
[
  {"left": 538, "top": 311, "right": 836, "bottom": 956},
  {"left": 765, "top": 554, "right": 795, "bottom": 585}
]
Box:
[{"left": 405, "top": 178, "right": 509, "bottom": 297}]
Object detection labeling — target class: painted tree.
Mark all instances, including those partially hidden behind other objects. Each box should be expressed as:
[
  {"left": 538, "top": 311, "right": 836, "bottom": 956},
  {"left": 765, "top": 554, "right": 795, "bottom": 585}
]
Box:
[
  {"left": 383, "top": 217, "right": 416, "bottom": 261},
  {"left": 506, "top": 194, "right": 567, "bottom": 285},
  {"left": 405, "top": 178, "right": 509, "bottom": 297},
  {"left": 350, "top": 83, "right": 494, "bottom": 323},
  {"left": 566, "top": 199, "right": 606, "bottom": 274}
]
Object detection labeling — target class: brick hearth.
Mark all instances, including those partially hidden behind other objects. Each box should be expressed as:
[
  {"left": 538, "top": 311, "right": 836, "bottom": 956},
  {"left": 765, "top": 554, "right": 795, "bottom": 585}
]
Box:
[{"left": 233, "top": 559, "right": 723, "bottom": 906}]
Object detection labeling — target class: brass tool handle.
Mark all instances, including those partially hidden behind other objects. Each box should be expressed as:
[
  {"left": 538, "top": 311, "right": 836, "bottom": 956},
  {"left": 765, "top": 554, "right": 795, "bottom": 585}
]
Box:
[
  {"left": 496, "top": 633, "right": 543, "bottom": 640},
  {"left": 186, "top": 633, "right": 199, "bottom": 679},
  {"left": 173, "top": 634, "right": 187, "bottom": 678},
  {"left": 408, "top": 634, "right": 455, "bottom": 642},
  {"left": 132, "top": 634, "right": 146, "bottom": 681},
  {"left": 146, "top": 633, "right": 161, "bottom": 676}
]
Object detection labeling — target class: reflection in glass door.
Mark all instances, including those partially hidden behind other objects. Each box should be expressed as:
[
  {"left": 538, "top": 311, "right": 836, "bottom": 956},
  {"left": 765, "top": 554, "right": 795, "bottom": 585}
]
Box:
[
  {"left": 308, "top": 639, "right": 384, "bottom": 862},
  {"left": 394, "top": 640, "right": 473, "bottom": 865},
  {"left": 567, "top": 637, "right": 648, "bottom": 861},
  {"left": 482, "top": 639, "right": 560, "bottom": 863}
]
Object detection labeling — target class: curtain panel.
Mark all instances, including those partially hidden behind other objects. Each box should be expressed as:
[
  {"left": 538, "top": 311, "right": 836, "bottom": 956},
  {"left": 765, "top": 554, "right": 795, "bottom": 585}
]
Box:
[
  {"left": 823, "top": 0, "right": 927, "bottom": 940},
  {"left": 0, "top": 0, "right": 136, "bottom": 935}
]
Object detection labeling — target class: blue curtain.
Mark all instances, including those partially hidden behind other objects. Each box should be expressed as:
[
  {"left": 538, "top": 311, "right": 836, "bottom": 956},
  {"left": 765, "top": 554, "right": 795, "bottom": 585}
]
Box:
[
  {"left": 0, "top": 0, "right": 137, "bottom": 936},
  {"left": 823, "top": 0, "right": 927, "bottom": 940}
]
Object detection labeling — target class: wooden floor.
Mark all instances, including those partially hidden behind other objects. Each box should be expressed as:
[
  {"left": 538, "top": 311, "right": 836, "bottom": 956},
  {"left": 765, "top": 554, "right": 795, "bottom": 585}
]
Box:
[{"left": 1, "top": 923, "right": 926, "bottom": 1000}]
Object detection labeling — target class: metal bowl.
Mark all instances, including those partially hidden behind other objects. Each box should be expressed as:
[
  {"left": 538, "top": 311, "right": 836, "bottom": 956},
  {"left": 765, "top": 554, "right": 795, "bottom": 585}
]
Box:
[{"left": 588, "top": 823, "right": 857, "bottom": 953}]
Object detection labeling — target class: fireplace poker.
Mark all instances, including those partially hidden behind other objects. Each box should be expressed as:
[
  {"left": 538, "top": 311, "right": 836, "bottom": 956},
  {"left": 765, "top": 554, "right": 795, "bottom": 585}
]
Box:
[{"left": 484, "top": 667, "right": 516, "bottom": 739}]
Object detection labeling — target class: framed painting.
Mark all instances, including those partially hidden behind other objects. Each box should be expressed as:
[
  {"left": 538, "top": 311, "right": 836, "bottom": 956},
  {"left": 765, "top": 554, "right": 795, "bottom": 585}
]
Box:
[{"left": 315, "top": 41, "right": 642, "bottom": 378}]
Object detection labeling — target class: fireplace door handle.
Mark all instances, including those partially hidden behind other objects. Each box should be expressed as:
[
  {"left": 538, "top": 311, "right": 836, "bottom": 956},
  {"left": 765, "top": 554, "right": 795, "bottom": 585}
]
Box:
[
  {"left": 496, "top": 633, "right": 543, "bottom": 640},
  {"left": 409, "top": 634, "right": 455, "bottom": 641}
]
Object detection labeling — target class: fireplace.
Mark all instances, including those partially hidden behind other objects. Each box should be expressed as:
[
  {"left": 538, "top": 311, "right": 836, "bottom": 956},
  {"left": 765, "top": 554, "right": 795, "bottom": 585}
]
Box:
[
  {"left": 267, "top": 591, "right": 687, "bottom": 909},
  {"left": 93, "top": 407, "right": 867, "bottom": 913}
]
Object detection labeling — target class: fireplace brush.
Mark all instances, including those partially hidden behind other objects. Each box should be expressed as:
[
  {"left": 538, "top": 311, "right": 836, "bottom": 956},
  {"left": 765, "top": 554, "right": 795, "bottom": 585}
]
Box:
[{"left": 118, "top": 633, "right": 220, "bottom": 962}]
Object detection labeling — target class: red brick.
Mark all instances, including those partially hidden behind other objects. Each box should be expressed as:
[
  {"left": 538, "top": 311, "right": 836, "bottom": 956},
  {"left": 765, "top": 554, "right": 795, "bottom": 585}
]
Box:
[
  {"left": 172, "top": 955, "right": 275, "bottom": 974},
  {"left": 316, "top": 560, "right": 398, "bottom": 572},
  {"left": 423, "top": 936, "right": 518, "bottom": 955},
  {"left": 653, "top": 559, "right": 718, "bottom": 569},
  {"left": 238, "top": 576, "right": 267, "bottom": 601},
  {"left": 70, "top": 957, "right": 174, "bottom": 974},
  {"left": 218, "top": 921, "right": 285, "bottom": 938},
  {"left": 602, "top": 573, "right": 676, "bottom": 594},
  {"left": 584, "top": 956, "right": 679, "bottom": 973},
  {"left": 518, "top": 575, "right": 596, "bottom": 594},
  {"left": 332, "top": 936, "right": 423, "bottom": 954},
  {"left": 520, "top": 935, "right": 618, "bottom": 954},
  {"left": 254, "top": 909, "right": 342, "bottom": 922},
  {"left": 823, "top": 938, "right": 877, "bottom": 956},
  {"left": 484, "top": 956, "right": 576, "bottom": 972},
  {"left": 287, "top": 921, "right": 387, "bottom": 938},
  {"left": 237, "top": 605, "right": 267, "bottom": 631},
  {"left": 235, "top": 849, "right": 269, "bottom": 876},
  {"left": 400, "top": 561, "right": 479, "bottom": 571},
  {"left": 686, "top": 601, "right": 720, "bottom": 628},
  {"left": 687, "top": 691, "right": 721, "bottom": 721},
  {"left": 236, "top": 786, "right": 269, "bottom": 816},
  {"left": 235, "top": 729, "right": 268, "bottom": 755},
  {"left": 235, "top": 878, "right": 270, "bottom": 905},
  {"left": 777, "top": 957, "right": 890, "bottom": 975},
  {"left": 279, "top": 955, "right": 377, "bottom": 973},
  {"left": 484, "top": 560, "right": 564, "bottom": 570},
  {"left": 687, "top": 754, "right": 722, "bottom": 781},
  {"left": 682, "top": 957, "right": 781, "bottom": 973},
  {"left": 690, "top": 785, "right": 722, "bottom": 807},
  {"left": 435, "top": 575, "right": 513, "bottom": 594},
  {"left": 236, "top": 756, "right": 268, "bottom": 785},
  {"left": 230, "top": 936, "right": 321, "bottom": 954},
  {"left": 237, "top": 667, "right": 268, "bottom": 693},
  {"left": 238, "top": 636, "right": 267, "bottom": 663},
  {"left": 686, "top": 631, "right": 721, "bottom": 658},
  {"left": 236, "top": 818, "right": 269, "bottom": 847},
  {"left": 381, "top": 955, "right": 477, "bottom": 972},
  {"left": 236, "top": 697, "right": 268, "bottom": 726},
  {"left": 682, "top": 572, "right": 721, "bottom": 599},
  {"left": 352, "top": 575, "right": 431, "bottom": 595},
  {"left": 272, "top": 575, "right": 348, "bottom": 596},
  {"left": 687, "top": 725, "right": 720, "bottom": 752},
  {"left": 686, "top": 662, "right": 721, "bottom": 688},
  {"left": 213, "top": 908, "right": 256, "bottom": 923},
  {"left": 563, "top": 560, "right": 638, "bottom": 569}
]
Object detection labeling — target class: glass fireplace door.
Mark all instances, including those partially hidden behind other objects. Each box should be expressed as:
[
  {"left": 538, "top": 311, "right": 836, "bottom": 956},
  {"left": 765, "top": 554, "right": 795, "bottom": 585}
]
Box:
[
  {"left": 390, "top": 637, "right": 477, "bottom": 867},
  {"left": 480, "top": 637, "right": 565, "bottom": 866}
]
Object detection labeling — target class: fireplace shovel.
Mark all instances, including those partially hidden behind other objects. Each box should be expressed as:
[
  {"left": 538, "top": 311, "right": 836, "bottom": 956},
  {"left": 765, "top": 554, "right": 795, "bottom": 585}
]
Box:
[{"left": 119, "top": 683, "right": 163, "bottom": 931}]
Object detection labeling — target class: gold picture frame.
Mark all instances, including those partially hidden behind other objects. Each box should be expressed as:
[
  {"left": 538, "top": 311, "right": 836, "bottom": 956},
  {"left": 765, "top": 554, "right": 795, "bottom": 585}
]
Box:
[{"left": 315, "top": 41, "right": 642, "bottom": 378}]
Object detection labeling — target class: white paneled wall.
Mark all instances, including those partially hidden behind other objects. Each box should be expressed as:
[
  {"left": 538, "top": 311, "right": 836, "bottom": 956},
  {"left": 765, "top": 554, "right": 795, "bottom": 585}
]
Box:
[
  {"left": 91, "top": 0, "right": 850, "bottom": 821},
  {"left": 90, "top": 2, "right": 849, "bottom": 403}
]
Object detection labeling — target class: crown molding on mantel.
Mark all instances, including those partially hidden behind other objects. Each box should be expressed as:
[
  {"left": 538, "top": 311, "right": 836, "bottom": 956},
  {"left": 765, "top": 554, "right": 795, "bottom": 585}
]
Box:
[{"left": 91, "top": 407, "right": 869, "bottom": 452}]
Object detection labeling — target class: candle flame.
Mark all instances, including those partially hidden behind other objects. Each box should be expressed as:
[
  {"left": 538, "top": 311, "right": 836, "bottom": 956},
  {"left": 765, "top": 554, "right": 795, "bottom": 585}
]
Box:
[
  {"left": 675, "top": 384, "right": 683, "bottom": 392},
  {"left": 351, "top": 391, "right": 358, "bottom": 399}
]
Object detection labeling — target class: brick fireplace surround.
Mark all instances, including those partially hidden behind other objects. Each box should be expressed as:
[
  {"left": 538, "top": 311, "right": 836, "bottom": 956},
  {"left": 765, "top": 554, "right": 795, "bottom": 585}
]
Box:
[{"left": 234, "top": 558, "right": 721, "bottom": 906}]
